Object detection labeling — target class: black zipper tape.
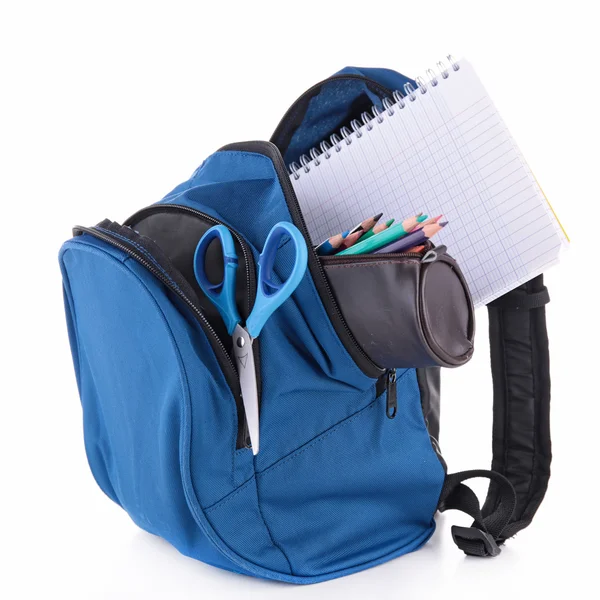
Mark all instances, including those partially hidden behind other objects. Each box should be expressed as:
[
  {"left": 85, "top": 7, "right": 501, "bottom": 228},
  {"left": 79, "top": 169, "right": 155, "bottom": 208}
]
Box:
[
  {"left": 125, "top": 205, "right": 256, "bottom": 319},
  {"left": 218, "top": 140, "right": 385, "bottom": 379},
  {"left": 124, "top": 204, "right": 260, "bottom": 449},
  {"left": 72, "top": 223, "right": 251, "bottom": 447},
  {"left": 321, "top": 251, "right": 425, "bottom": 266}
]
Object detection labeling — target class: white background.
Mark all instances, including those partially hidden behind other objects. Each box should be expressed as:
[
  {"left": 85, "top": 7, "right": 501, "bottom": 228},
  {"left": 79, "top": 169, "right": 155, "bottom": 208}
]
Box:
[{"left": 2, "top": 1, "right": 598, "bottom": 598}]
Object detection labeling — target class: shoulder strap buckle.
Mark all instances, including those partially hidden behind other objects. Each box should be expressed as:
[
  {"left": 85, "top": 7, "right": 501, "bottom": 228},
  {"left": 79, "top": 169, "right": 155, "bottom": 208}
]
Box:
[{"left": 451, "top": 526, "right": 501, "bottom": 557}]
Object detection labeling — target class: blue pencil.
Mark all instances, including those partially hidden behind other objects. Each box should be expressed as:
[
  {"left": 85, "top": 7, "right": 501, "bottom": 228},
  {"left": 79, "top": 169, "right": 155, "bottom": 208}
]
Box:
[{"left": 315, "top": 230, "right": 349, "bottom": 256}]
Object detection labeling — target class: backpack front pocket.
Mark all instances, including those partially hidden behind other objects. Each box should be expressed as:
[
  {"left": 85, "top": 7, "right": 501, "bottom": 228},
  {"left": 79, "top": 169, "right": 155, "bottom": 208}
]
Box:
[
  {"left": 60, "top": 229, "right": 261, "bottom": 506},
  {"left": 213, "top": 370, "right": 446, "bottom": 578},
  {"left": 81, "top": 215, "right": 262, "bottom": 450}
]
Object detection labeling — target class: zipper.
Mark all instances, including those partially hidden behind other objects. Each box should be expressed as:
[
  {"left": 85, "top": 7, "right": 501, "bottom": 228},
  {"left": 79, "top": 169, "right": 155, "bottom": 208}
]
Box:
[
  {"left": 124, "top": 204, "right": 258, "bottom": 449},
  {"left": 321, "top": 242, "right": 438, "bottom": 265},
  {"left": 124, "top": 205, "right": 256, "bottom": 319},
  {"left": 219, "top": 140, "right": 385, "bottom": 379},
  {"left": 72, "top": 224, "right": 250, "bottom": 445},
  {"left": 321, "top": 250, "right": 426, "bottom": 265},
  {"left": 385, "top": 369, "right": 397, "bottom": 419}
]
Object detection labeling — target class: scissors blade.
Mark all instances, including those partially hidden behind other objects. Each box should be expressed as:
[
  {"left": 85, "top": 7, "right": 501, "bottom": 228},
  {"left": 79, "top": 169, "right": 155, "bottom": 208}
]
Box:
[{"left": 232, "top": 324, "right": 260, "bottom": 455}]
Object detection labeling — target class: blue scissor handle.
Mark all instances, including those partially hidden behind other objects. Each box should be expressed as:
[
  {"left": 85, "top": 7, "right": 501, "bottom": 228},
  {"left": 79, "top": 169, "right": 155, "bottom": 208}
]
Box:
[
  {"left": 246, "top": 222, "right": 308, "bottom": 338},
  {"left": 193, "top": 225, "right": 241, "bottom": 335}
]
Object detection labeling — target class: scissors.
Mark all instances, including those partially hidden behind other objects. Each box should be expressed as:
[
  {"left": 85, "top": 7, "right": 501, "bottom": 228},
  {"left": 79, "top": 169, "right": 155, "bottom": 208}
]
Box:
[{"left": 193, "top": 221, "right": 308, "bottom": 455}]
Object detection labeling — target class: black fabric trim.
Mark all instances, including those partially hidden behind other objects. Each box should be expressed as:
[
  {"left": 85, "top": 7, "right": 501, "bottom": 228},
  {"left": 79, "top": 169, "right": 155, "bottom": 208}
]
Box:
[
  {"left": 416, "top": 367, "right": 446, "bottom": 472},
  {"left": 417, "top": 367, "right": 440, "bottom": 441}
]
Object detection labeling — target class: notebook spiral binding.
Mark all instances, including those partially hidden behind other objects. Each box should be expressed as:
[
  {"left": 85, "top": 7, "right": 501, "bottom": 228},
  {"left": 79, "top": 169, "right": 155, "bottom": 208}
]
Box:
[{"left": 289, "top": 55, "right": 461, "bottom": 180}]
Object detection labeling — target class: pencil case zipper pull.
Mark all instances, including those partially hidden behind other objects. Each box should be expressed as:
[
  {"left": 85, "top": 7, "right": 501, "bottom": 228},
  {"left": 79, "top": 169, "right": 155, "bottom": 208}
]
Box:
[{"left": 421, "top": 245, "right": 447, "bottom": 264}]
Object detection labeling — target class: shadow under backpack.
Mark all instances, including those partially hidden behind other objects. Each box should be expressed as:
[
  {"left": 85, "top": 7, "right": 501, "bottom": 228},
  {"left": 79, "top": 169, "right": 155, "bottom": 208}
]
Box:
[{"left": 59, "top": 66, "right": 552, "bottom": 583}]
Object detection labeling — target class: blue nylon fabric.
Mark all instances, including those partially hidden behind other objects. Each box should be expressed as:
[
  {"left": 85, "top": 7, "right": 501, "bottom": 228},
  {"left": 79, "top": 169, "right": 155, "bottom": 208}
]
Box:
[
  {"left": 208, "top": 372, "right": 442, "bottom": 577},
  {"left": 156, "top": 149, "right": 444, "bottom": 573},
  {"left": 161, "top": 152, "right": 379, "bottom": 471},
  {"left": 283, "top": 66, "right": 416, "bottom": 165},
  {"left": 59, "top": 238, "right": 252, "bottom": 575},
  {"left": 59, "top": 67, "right": 446, "bottom": 580}
]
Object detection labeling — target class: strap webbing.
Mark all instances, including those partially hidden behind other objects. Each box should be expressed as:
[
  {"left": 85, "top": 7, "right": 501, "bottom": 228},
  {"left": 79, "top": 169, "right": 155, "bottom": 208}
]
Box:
[
  {"left": 440, "top": 275, "right": 552, "bottom": 556},
  {"left": 439, "top": 470, "right": 516, "bottom": 557}
]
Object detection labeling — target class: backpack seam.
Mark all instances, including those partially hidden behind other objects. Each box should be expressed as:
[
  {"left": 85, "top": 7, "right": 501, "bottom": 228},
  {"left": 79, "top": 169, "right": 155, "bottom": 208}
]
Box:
[
  {"left": 256, "top": 402, "right": 378, "bottom": 479},
  {"left": 252, "top": 470, "right": 294, "bottom": 574},
  {"left": 204, "top": 370, "right": 411, "bottom": 515},
  {"left": 204, "top": 397, "right": 379, "bottom": 515},
  {"left": 257, "top": 371, "right": 413, "bottom": 477}
]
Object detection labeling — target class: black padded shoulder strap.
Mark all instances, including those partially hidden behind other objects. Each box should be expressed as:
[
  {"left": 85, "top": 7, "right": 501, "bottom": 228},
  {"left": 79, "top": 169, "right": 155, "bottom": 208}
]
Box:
[{"left": 439, "top": 275, "right": 552, "bottom": 556}]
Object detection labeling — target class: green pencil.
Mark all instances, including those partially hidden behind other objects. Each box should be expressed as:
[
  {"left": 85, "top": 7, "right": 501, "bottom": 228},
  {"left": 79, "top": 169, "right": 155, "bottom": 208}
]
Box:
[{"left": 337, "top": 214, "right": 428, "bottom": 256}]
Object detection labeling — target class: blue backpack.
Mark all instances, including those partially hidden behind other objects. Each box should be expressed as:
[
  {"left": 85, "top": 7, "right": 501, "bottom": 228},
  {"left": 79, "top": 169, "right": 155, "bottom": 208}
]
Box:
[{"left": 59, "top": 66, "right": 552, "bottom": 583}]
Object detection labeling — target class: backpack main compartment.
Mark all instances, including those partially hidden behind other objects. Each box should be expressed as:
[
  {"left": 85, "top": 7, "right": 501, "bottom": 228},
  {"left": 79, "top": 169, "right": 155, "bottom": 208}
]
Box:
[{"left": 59, "top": 143, "right": 446, "bottom": 582}]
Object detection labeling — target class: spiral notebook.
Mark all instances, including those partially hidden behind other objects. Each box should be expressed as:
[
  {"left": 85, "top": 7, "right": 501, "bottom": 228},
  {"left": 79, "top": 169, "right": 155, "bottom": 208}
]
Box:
[{"left": 290, "top": 57, "right": 568, "bottom": 307}]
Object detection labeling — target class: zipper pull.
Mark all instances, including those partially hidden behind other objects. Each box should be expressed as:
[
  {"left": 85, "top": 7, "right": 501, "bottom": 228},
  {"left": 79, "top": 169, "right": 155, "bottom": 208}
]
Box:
[
  {"left": 386, "top": 369, "right": 397, "bottom": 419},
  {"left": 421, "top": 245, "right": 447, "bottom": 263}
]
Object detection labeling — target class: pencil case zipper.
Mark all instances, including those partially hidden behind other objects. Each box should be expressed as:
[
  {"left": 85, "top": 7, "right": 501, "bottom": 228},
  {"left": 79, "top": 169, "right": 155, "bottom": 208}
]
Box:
[
  {"left": 322, "top": 246, "right": 432, "bottom": 264},
  {"left": 73, "top": 219, "right": 255, "bottom": 450}
]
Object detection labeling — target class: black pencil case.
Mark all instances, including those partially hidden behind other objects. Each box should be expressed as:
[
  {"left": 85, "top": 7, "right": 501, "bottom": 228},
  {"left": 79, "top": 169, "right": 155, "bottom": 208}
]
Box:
[{"left": 320, "top": 246, "right": 475, "bottom": 369}]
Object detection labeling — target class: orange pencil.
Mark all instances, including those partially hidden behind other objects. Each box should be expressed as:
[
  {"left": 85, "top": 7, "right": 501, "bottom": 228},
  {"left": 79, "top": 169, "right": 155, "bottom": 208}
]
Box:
[
  {"left": 338, "top": 230, "right": 364, "bottom": 251},
  {"left": 399, "top": 213, "right": 428, "bottom": 234}
]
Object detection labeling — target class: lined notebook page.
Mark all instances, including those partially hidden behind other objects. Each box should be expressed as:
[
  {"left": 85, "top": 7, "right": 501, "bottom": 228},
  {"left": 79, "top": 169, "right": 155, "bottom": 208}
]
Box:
[{"left": 291, "top": 59, "right": 568, "bottom": 307}]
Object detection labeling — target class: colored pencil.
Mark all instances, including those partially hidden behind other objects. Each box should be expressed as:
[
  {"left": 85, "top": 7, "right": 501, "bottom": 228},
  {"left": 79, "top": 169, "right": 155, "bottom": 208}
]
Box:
[
  {"left": 413, "top": 214, "right": 443, "bottom": 231},
  {"left": 374, "top": 222, "right": 447, "bottom": 254},
  {"left": 359, "top": 218, "right": 395, "bottom": 240},
  {"left": 315, "top": 230, "right": 349, "bottom": 256},
  {"left": 399, "top": 213, "right": 428, "bottom": 233},
  {"left": 338, "top": 230, "right": 364, "bottom": 251},
  {"left": 349, "top": 212, "right": 383, "bottom": 235},
  {"left": 336, "top": 214, "right": 428, "bottom": 257}
]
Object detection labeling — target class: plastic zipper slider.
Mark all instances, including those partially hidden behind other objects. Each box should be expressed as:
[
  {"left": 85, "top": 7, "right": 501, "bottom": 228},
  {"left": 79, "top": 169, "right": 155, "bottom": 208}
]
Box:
[
  {"left": 421, "top": 245, "right": 447, "bottom": 263},
  {"left": 386, "top": 369, "right": 397, "bottom": 419}
]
